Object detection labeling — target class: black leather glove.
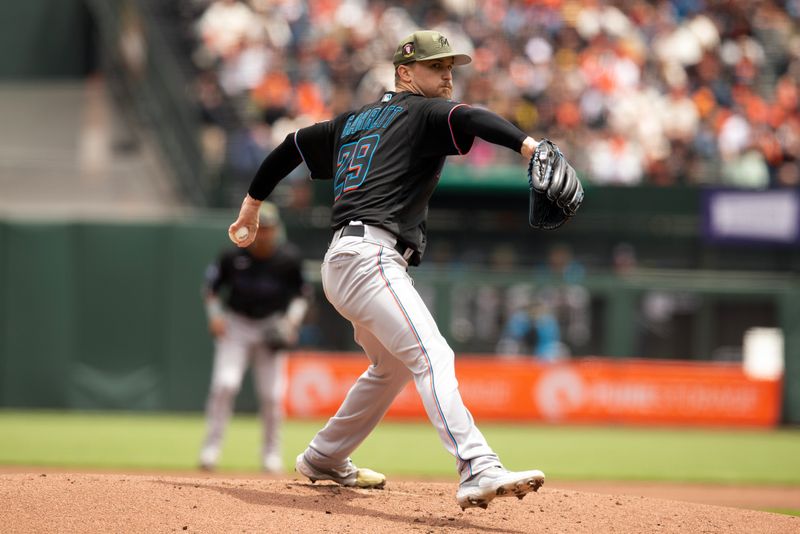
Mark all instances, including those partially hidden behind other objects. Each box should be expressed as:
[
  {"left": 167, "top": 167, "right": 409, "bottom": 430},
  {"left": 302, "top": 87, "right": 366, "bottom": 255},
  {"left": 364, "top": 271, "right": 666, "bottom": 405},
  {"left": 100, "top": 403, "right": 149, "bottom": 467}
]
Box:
[{"left": 527, "top": 139, "right": 584, "bottom": 229}]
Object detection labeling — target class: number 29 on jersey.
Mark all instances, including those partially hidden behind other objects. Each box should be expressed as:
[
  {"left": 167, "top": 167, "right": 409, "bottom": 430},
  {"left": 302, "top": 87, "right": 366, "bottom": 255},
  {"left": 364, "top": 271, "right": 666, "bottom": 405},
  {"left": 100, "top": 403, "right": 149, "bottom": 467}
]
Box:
[{"left": 334, "top": 134, "right": 380, "bottom": 200}]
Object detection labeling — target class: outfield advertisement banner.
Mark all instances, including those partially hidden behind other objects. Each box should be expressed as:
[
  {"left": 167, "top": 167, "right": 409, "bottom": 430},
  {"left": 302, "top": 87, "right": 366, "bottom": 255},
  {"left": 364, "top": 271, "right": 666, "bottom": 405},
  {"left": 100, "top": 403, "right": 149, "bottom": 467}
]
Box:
[
  {"left": 285, "top": 353, "right": 782, "bottom": 427},
  {"left": 702, "top": 188, "right": 800, "bottom": 245}
]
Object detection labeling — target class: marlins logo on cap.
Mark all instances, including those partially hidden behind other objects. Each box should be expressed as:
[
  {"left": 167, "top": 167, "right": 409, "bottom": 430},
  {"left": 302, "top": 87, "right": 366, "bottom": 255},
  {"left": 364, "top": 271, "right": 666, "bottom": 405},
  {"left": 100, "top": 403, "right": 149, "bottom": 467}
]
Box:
[{"left": 392, "top": 30, "right": 472, "bottom": 67}]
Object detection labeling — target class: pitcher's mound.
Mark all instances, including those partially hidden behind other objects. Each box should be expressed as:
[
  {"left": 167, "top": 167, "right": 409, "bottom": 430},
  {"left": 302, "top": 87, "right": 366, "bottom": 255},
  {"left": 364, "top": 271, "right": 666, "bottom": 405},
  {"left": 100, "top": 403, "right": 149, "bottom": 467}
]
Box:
[{"left": 2, "top": 473, "right": 798, "bottom": 533}]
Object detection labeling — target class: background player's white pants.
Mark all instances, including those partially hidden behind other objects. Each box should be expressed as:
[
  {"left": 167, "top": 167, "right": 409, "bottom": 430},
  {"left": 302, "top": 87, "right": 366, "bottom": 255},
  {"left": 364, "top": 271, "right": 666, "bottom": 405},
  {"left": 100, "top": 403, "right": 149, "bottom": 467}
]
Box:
[
  {"left": 200, "top": 311, "right": 287, "bottom": 470},
  {"left": 306, "top": 224, "right": 502, "bottom": 483}
]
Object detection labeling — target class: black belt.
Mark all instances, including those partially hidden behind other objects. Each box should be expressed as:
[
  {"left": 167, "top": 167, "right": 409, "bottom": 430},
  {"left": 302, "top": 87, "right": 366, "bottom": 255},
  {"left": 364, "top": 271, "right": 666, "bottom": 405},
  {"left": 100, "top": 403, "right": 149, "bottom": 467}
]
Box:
[{"left": 339, "top": 225, "right": 418, "bottom": 264}]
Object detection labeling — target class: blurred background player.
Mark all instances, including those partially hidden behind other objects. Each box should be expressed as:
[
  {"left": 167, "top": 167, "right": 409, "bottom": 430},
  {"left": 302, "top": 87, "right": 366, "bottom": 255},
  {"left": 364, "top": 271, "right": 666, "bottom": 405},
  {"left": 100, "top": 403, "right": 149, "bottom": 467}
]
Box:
[{"left": 199, "top": 202, "right": 308, "bottom": 473}]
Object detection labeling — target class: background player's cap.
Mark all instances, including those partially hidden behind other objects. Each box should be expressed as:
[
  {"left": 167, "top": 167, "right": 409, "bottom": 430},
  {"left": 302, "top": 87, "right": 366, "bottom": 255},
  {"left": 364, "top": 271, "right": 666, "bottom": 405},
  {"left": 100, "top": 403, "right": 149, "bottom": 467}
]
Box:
[
  {"left": 393, "top": 30, "right": 472, "bottom": 67},
  {"left": 258, "top": 202, "right": 281, "bottom": 227}
]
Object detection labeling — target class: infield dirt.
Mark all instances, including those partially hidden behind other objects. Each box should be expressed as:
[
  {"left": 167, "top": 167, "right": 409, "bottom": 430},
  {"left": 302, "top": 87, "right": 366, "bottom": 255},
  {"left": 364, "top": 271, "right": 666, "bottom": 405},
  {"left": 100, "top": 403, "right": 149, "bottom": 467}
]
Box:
[{"left": 1, "top": 472, "right": 799, "bottom": 533}]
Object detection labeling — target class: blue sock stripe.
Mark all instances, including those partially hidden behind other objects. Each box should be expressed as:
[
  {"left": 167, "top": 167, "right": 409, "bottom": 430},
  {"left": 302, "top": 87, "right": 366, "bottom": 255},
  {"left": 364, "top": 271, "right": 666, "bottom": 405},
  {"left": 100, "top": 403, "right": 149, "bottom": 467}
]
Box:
[{"left": 375, "top": 246, "right": 465, "bottom": 465}]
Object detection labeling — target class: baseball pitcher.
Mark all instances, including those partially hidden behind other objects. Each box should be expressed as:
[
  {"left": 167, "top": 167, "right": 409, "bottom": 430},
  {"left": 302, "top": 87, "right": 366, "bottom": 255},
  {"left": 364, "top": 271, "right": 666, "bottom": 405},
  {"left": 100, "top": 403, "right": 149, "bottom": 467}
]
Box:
[{"left": 228, "top": 31, "right": 582, "bottom": 509}]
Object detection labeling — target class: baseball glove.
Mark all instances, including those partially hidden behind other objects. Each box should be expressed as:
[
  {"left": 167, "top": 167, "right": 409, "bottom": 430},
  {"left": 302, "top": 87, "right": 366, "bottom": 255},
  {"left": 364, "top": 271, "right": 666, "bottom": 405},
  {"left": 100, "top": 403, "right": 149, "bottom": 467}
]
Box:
[
  {"left": 262, "top": 315, "right": 298, "bottom": 351},
  {"left": 527, "top": 139, "right": 584, "bottom": 230}
]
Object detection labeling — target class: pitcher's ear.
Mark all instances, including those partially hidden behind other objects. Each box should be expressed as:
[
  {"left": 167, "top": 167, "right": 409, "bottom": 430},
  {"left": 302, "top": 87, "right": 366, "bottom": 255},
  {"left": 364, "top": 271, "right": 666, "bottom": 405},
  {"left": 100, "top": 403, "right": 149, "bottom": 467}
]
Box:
[{"left": 396, "top": 64, "right": 413, "bottom": 82}]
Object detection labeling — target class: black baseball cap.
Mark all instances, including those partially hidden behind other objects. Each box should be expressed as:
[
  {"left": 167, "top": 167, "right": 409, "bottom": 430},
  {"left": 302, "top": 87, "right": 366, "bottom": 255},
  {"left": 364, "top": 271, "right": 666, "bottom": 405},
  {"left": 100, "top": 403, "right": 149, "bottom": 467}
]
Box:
[{"left": 393, "top": 30, "right": 472, "bottom": 67}]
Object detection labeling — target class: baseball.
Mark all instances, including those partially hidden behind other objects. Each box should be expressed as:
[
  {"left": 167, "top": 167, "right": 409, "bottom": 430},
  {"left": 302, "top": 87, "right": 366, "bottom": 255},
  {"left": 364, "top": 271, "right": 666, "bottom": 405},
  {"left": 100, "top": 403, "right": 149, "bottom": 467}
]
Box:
[{"left": 234, "top": 227, "right": 249, "bottom": 242}]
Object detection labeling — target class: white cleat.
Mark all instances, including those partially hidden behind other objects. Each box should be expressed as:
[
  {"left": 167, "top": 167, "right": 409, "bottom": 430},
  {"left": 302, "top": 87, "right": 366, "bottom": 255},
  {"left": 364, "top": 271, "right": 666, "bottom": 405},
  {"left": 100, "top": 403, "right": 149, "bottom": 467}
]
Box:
[
  {"left": 295, "top": 453, "right": 386, "bottom": 489},
  {"left": 456, "top": 466, "right": 545, "bottom": 510},
  {"left": 262, "top": 453, "right": 283, "bottom": 474}
]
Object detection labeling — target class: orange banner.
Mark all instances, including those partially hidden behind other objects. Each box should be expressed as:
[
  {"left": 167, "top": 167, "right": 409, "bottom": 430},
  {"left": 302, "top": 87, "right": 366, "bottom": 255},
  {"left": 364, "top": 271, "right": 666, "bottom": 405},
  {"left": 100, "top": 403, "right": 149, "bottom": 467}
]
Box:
[{"left": 285, "top": 352, "right": 782, "bottom": 427}]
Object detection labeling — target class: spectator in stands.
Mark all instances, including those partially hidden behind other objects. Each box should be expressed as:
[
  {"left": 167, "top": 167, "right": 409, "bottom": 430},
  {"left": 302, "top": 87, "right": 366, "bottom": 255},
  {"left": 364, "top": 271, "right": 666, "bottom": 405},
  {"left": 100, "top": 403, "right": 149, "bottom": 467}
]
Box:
[
  {"left": 497, "top": 292, "right": 564, "bottom": 362},
  {"left": 178, "top": 0, "right": 799, "bottom": 189},
  {"left": 612, "top": 242, "right": 638, "bottom": 278},
  {"left": 536, "top": 244, "right": 591, "bottom": 354},
  {"left": 195, "top": 0, "right": 260, "bottom": 63}
]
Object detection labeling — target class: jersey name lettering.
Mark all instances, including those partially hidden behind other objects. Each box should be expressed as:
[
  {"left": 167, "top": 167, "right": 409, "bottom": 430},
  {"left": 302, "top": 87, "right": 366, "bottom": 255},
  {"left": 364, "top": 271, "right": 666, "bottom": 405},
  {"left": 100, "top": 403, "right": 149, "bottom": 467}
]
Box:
[{"left": 340, "top": 105, "right": 403, "bottom": 138}]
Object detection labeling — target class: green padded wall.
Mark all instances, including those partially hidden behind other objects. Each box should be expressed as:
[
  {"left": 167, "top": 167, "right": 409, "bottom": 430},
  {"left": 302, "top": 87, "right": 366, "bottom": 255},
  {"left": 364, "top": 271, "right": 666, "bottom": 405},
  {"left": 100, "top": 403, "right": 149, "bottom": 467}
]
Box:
[
  {"left": 0, "top": 0, "right": 94, "bottom": 78},
  {"left": 0, "top": 216, "right": 798, "bottom": 423},
  {"left": 161, "top": 218, "right": 232, "bottom": 410},
  {"left": 68, "top": 222, "right": 167, "bottom": 410},
  {"left": 1, "top": 222, "right": 76, "bottom": 406}
]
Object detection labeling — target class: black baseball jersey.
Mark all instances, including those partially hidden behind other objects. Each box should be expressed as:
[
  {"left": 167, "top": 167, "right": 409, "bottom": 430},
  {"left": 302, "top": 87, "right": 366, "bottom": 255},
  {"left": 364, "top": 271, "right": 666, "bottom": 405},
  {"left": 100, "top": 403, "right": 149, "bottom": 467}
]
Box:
[
  {"left": 247, "top": 91, "right": 528, "bottom": 264},
  {"left": 206, "top": 244, "right": 304, "bottom": 319},
  {"left": 293, "top": 92, "right": 477, "bottom": 258}
]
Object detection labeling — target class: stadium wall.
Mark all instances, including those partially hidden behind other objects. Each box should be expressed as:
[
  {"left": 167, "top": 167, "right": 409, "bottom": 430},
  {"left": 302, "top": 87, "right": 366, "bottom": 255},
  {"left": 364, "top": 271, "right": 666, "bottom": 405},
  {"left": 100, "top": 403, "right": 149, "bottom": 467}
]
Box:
[
  {"left": 0, "top": 217, "right": 798, "bottom": 424},
  {"left": 284, "top": 353, "right": 782, "bottom": 427},
  {"left": 0, "top": 0, "right": 95, "bottom": 78}
]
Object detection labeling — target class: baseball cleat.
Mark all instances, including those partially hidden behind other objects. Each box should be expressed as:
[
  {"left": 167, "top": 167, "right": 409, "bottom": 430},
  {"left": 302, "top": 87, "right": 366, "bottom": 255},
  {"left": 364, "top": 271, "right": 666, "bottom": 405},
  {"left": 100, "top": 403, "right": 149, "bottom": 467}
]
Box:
[
  {"left": 199, "top": 446, "right": 218, "bottom": 472},
  {"left": 456, "top": 466, "right": 545, "bottom": 510},
  {"left": 262, "top": 453, "right": 283, "bottom": 474},
  {"left": 295, "top": 453, "right": 386, "bottom": 489}
]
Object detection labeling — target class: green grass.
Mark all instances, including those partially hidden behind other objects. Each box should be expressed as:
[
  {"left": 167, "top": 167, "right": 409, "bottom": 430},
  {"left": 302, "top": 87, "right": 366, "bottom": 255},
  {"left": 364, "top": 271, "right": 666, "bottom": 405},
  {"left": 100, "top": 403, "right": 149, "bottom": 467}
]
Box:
[
  {"left": 1, "top": 410, "right": 799, "bottom": 485},
  {"left": 764, "top": 509, "right": 800, "bottom": 517}
]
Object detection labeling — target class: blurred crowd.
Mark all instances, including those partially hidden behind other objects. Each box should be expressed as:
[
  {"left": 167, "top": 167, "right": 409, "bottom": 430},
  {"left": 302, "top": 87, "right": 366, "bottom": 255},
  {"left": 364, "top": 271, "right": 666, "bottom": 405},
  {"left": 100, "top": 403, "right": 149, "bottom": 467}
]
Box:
[{"left": 182, "top": 0, "right": 800, "bottom": 190}]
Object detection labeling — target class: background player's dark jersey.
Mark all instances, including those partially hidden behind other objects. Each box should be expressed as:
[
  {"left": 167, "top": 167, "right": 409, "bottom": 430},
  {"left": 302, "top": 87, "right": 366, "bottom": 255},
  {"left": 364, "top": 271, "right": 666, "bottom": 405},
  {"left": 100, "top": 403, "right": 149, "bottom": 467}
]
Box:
[
  {"left": 206, "top": 244, "right": 304, "bottom": 319},
  {"left": 293, "top": 91, "right": 475, "bottom": 259}
]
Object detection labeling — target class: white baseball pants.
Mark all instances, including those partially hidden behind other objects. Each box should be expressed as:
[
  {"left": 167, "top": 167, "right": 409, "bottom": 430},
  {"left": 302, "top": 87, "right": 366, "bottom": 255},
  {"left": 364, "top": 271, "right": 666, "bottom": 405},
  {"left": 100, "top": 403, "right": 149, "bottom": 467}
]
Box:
[
  {"left": 200, "top": 312, "right": 287, "bottom": 469},
  {"left": 305, "top": 223, "right": 501, "bottom": 482}
]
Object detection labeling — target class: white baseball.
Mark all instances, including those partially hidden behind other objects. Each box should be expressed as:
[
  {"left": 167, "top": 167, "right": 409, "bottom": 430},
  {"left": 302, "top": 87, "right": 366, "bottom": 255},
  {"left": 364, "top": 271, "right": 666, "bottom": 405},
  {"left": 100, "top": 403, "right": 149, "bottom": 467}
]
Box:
[{"left": 234, "top": 227, "right": 249, "bottom": 241}]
